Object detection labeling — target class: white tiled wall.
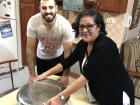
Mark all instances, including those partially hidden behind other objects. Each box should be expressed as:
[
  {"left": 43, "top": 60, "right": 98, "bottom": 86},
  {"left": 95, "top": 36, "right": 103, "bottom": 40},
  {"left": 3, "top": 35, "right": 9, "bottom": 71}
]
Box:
[{"left": 103, "top": 12, "right": 125, "bottom": 47}]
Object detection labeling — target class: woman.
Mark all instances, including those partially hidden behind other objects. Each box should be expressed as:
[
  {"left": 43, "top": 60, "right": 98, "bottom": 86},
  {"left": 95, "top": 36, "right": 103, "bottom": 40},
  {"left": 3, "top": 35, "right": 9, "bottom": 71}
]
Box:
[{"left": 36, "top": 9, "right": 134, "bottom": 105}]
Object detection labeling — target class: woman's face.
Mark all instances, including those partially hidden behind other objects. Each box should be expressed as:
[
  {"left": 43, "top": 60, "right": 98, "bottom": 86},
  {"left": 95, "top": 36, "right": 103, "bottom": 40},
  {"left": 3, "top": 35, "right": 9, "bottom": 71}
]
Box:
[{"left": 79, "top": 16, "right": 100, "bottom": 43}]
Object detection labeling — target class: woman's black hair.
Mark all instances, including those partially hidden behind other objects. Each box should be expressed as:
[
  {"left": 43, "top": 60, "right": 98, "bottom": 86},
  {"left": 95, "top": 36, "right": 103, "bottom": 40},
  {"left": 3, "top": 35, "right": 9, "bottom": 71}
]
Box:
[{"left": 72, "top": 9, "right": 107, "bottom": 38}]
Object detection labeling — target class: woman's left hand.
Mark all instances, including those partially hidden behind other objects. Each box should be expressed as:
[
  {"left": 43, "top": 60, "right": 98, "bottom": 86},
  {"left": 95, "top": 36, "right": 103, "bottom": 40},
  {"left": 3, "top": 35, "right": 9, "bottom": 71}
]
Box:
[
  {"left": 43, "top": 95, "right": 62, "bottom": 105},
  {"left": 34, "top": 73, "right": 47, "bottom": 81}
]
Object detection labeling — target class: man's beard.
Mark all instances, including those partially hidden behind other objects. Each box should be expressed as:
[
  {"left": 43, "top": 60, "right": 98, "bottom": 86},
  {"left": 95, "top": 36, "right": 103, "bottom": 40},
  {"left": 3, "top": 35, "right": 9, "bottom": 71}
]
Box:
[{"left": 42, "top": 12, "right": 56, "bottom": 22}]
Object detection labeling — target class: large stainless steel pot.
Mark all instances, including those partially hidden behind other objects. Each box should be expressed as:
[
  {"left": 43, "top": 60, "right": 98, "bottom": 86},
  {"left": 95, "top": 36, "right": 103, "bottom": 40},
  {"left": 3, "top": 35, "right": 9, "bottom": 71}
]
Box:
[{"left": 17, "top": 79, "right": 69, "bottom": 105}]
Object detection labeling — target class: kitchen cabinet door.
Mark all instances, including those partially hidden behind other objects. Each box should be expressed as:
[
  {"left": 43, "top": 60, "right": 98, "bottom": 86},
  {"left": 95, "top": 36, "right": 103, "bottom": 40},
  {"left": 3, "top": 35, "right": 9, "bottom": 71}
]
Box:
[
  {"left": 20, "top": 0, "right": 35, "bottom": 4},
  {"left": 20, "top": 0, "right": 40, "bottom": 65},
  {"left": 20, "top": 1, "right": 37, "bottom": 65},
  {"left": 98, "top": 0, "right": 128, "bottom": 13}
]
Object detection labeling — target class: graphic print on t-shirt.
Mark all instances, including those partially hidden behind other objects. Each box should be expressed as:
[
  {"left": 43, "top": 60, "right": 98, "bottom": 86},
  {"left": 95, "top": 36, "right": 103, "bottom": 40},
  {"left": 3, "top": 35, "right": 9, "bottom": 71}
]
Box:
[{"left": 40, "top": 35, "right": 61, "bottom": 54}]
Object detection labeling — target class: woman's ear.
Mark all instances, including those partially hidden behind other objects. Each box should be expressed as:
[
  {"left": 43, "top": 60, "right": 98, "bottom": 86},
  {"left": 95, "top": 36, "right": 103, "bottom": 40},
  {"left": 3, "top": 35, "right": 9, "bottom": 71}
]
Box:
[
  {"left": 98, "top": 24, "right": 102, "bottom": 28},
  {"left": 97, "top": 25, "right": 101, "bottom": 32}
]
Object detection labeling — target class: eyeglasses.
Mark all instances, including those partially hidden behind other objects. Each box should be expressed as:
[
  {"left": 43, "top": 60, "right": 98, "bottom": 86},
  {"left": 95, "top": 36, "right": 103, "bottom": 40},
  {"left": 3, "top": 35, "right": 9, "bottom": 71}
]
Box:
[{"left": 79, "top": 24, "right": 96, "bottom": 31}]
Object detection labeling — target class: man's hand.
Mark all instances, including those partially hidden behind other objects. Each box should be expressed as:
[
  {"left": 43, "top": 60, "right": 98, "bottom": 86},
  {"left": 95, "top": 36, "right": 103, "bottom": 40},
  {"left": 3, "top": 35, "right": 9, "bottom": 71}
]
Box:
[
  {"left": 35, "top": 72, "right": 48, "bottom": 81},
  {"left": 58, "top": 75, "right": 69, "bottom": 86},
  {"left": 28, "top": 73, "right": 38, "bottom": 83}
]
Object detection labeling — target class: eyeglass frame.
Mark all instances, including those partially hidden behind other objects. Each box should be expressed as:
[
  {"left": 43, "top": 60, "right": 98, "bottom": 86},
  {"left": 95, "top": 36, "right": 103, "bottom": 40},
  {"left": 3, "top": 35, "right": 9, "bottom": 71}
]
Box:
[{"left": 79, "top": 24, "right": 96, "bottom": 31}]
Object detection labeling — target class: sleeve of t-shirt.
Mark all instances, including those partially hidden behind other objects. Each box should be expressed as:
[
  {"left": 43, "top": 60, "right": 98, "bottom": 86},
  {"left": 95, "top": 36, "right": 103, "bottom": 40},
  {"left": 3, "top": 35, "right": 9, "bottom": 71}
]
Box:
[
  {"left": 83, "top": 40, "right": 118, "bottom": 82},
  {"left": 26, "top": 17, "right": 37, "bottom": 38},
  {"left": 61, "top": 19, "right": 75, "bottom": 42}
]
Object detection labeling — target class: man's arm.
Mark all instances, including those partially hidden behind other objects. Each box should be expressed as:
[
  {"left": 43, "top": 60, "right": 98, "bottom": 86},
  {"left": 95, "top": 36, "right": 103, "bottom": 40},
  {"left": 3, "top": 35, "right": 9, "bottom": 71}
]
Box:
[
  {"left": 57, "top": 42, "right": 73, "bottom": 85},
  {"left": 26, "top": 36, "right": 37, "bottom": 81},
  {"left": 63, "top": 42, "right": 73, "bottom": 74}
]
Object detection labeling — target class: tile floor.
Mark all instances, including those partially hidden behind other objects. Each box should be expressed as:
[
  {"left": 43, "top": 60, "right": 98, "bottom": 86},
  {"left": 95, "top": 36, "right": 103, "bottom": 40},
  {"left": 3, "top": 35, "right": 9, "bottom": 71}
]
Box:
[{"left": 0, "top": 66, "right": 140, "bottom": 105}]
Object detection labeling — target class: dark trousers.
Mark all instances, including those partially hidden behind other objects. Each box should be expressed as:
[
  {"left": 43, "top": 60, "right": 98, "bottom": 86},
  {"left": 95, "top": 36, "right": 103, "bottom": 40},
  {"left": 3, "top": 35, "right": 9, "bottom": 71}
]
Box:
[{"left": 36, "top": 53, "right": 64, "bottom": 76}]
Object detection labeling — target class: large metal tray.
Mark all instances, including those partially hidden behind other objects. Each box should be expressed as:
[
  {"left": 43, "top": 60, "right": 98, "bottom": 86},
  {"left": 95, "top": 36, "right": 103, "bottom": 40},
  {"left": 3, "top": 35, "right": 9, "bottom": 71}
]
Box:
[{"left": 17, "top": 79, "right": 67, "bottom": 105}]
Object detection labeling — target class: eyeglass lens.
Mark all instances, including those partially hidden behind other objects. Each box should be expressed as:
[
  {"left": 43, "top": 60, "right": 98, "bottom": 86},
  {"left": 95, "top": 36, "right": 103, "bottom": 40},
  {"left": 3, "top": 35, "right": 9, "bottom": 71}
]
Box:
[{"left": 79, "top": 24, "right": 96, "bottom": 31}]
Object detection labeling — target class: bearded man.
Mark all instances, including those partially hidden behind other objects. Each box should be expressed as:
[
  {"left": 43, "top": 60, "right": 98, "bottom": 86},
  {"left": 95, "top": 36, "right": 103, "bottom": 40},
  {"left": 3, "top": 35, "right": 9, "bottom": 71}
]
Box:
[{"left": 26, "top": 0, "right": 74, "bottom": 85}]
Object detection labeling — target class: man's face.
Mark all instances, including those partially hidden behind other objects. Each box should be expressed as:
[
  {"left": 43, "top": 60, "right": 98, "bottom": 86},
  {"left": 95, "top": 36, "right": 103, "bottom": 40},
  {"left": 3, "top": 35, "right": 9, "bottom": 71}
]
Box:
[{"left": 40, "top": 0, "right": 57, "bottom": 22}]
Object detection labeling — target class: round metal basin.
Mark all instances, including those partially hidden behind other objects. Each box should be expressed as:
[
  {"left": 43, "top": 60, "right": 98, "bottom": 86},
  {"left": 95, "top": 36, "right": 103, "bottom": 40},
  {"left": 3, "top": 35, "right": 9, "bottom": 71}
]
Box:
[{"left": 17, "top": 79, "right": 69, "bottom": 105}]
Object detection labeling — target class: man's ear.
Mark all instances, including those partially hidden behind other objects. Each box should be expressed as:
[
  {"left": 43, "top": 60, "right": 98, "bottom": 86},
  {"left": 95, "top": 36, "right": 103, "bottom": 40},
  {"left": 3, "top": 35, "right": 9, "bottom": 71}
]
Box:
[
  {"left": 39, "top": 6, "right": 41, "bottom": 11},
  {"left": 55, "top": 5, "right": 58, "bottom": 12}
]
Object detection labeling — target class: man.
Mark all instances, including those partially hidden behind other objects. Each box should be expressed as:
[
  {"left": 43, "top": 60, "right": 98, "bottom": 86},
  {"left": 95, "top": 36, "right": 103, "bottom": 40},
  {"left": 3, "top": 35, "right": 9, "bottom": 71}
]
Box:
[{"left": 26, "top": 0, "right": 74, "bottom": 85}]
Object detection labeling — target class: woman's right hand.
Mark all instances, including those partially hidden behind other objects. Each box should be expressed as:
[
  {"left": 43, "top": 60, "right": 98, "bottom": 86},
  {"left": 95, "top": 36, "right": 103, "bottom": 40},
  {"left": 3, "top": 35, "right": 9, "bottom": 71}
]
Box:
[{"left": 43, "top": 95, "right": 62, "bottom": 105}]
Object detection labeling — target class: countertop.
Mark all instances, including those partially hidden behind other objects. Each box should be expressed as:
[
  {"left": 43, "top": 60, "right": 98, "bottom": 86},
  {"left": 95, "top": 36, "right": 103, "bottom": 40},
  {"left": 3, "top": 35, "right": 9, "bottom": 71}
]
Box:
[{"left": 0, "top": 75, "right": 96, "bottom": 105}]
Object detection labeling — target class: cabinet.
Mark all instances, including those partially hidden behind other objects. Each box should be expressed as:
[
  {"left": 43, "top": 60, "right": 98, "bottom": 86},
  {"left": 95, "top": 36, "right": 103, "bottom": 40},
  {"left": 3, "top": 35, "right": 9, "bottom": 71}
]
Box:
[
  {"left": 84, "top": 0, "right": 128, "bottom": 13},
  {"left": 20, "top": 0, "right": 39, "bottom": 65},
  {"left": 98, "top": 0, "right": 128, "bottom": 13}
]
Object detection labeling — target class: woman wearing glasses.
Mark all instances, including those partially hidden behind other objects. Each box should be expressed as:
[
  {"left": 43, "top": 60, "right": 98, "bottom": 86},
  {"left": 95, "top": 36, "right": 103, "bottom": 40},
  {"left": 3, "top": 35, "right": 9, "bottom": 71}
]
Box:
[{"left": 36, "top": 9, "right": 134, "bottom": 105}]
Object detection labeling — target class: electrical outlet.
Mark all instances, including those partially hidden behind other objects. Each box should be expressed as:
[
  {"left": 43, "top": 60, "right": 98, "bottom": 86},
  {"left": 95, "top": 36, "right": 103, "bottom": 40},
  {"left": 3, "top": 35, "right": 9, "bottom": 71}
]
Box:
[{"left": 106, "top": 18, "right": 115, "bottom": 24}]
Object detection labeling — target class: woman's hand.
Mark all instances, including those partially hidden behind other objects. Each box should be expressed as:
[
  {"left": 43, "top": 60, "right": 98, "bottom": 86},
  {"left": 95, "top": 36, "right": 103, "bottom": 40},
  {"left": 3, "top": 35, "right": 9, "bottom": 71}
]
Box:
[
  {"left": 34, "top": 72, "right": 47, "bottom": 81},
  {"left": 43, "top": 95, "right": 62, "bottom": 105}
]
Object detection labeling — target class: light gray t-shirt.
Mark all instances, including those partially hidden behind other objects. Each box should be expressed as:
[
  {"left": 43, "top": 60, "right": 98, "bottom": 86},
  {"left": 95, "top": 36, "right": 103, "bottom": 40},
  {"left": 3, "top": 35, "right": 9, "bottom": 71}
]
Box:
[{"left": 27, "top": 13, "right": 74, "bottom": 60}]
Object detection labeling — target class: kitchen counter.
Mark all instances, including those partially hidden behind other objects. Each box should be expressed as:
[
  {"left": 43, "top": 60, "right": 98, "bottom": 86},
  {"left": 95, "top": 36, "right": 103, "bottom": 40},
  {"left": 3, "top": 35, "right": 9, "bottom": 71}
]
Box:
[{"left": 0, "top": 75, "right": 96, "bottom": 105}]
